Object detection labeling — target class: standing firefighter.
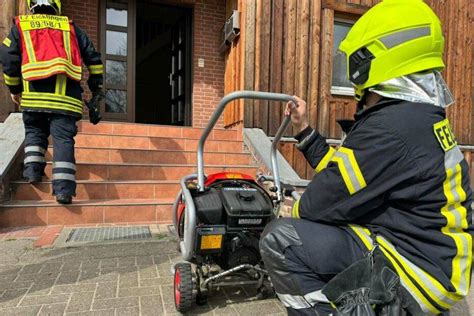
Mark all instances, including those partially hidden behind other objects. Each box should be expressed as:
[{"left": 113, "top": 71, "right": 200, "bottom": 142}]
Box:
[
  {"left": 0, "top": 0, "right": 104, "bottom": 204},
  {"left": 260, "top": 0, "right": 473, "bottom": 315}
]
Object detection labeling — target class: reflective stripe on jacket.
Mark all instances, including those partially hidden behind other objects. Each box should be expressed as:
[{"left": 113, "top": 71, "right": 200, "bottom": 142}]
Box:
[
  {"left": 293, "top": 98, "right": 473, "bottom": 314},
  {"left": 0, "top": 14, "right": 103, "bottom": 118},
  {"left": 15, "top": 15, "right": 82, "bottom": 82}
]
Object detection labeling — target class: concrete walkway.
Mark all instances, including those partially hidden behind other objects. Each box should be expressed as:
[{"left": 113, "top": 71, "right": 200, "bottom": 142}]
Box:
[{"left": 0, "top": 227, "right": 471, "bottom": 315}]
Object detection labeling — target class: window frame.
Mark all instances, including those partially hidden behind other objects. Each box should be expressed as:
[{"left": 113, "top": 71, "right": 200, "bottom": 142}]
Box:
[{"left": 331, "top": 17, "right": 356, "bottom": 97}]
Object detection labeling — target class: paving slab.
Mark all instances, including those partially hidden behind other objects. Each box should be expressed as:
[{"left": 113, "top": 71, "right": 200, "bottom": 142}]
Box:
[{"left": 0, "top": 235, "right": 472, "bottom": 316}]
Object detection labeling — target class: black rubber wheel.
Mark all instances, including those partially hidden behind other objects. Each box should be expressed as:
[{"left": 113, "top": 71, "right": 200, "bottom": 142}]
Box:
[
  {"left": 174, "top": 263, "right": 193, "bottom": 313},
  {"left": 196, "top": 291, "right": 208, "bottom": 305}
]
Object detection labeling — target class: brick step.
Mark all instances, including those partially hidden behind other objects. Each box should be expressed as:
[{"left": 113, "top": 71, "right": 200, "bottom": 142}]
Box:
[
  {"left": 10, "top": 180, "right": 180, "bottom": 201},
  {"left": 45, "top": 147, "right": 253, "bottom": 165},
  {"left": 77, "top": 121, "right": 242, "bottom": 140},
  {"left": 0, "top": 199, "right": 174, "bottom": 227},
  {"left": 48, "top": 134, "right": 245, "bottom": 152},
  {"left": 43, "top": 163, "right": 258, "bottom": 181}
]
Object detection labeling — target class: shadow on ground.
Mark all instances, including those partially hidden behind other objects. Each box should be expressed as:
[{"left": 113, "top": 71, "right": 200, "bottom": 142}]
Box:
[{"left": 0, "top": 238, "right": 285, "bottom": 315}]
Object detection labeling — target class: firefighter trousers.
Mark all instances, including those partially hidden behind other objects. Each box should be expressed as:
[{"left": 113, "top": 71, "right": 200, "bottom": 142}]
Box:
[
  {"left": 23, "top": 112, "right": 78, "bottom": 196},
  {"left": 260, "top": 218, "right": 366, "bottom": 316}
]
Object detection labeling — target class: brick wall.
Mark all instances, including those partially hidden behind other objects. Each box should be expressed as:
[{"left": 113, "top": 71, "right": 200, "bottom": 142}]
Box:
[
  {"left": 192, "top": 0, "right": 226, "bottom": 128},
  {"left": 4, "top": 0, "right": 226, "bottom": 127}
]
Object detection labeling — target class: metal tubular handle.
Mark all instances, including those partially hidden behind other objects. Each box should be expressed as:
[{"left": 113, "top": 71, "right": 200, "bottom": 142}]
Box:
[{"left": 197, "top": 91, "right": 298, "bottom": 201}]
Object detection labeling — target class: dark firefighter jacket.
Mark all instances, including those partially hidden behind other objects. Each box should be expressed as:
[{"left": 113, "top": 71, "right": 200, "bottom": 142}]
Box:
[
  {"left": 0, "top": 15, "right": 103, "bottom": 119},
  {"left": 293, "top": 98, "right": 473, "bottom": 314}
]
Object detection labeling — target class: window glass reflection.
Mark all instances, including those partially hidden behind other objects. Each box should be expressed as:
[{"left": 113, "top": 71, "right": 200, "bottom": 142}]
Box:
[
  {"left": 332, "top": 21, "right": 354, "bottom": 89},
  {"left": 106, "top": 31, "right": 127, "bottom": 56},
  {"left": 106, "top": 89, "right": 127, "bottom": 113},
  {"left": 106, "top": 60, "right": 127, "bottom": 85},
  {"left": 107, "top": 7, "right": 128, "bottom": 27}
]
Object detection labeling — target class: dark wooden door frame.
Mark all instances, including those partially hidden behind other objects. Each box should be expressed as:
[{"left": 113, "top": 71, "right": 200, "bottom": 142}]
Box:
[{"left": 100, "top": 0, "right": 193, "bottom": 125}]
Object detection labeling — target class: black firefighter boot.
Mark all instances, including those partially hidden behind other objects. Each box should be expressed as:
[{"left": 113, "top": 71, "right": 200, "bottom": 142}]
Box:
[{"left": 56, "top": 194, "right": 73, "bottom": 205}]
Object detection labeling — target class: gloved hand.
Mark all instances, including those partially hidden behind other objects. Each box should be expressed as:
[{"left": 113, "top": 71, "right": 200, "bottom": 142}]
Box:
[{"left": 86, "top": 91, "right": 104, "bottom": 125}]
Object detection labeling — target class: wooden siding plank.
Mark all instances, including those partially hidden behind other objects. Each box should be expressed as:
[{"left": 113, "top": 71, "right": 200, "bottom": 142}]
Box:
[
  {"left": 305, "top": 0, "right": 322, "bottom": 179},
  {"left": 243, "top": 0, "right": 256, "bottom": 127},
  {"left": 282, "top": 0, "right": 297, "bottom": 135},
  {"left": 268, "top": 0, "right": 285, "bottom": 136},
  {"left": 254, "top": 0, "right": 272, "bottom": 133}
]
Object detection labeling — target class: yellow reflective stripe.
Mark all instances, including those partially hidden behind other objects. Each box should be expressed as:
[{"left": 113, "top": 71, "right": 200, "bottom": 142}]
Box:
[
  {"left": 3, "top": 73, "right": 21, "bottom": 86},
  {"left": 23, "top": 31, "right": 37, "bottom": 63},
  {"left": 332, "top": 147, "right": 367, "bottom": 195},
  {"left": 3, "top": 37, "right": 11, "bottom": 47},
  {"left": 55, "top": 75, "right": 67, "bottom": 95},
  {"left": 21, "top": 100, "right": 83, "bottom": 114},
  {"left": 22, "top": 57, "right": 82, "bottom": 73},
  {"left": 23, "top": 92, "right": 83, "bottom": 108},
  {"left": 88, "top": 64, "right": 104, "bottom": 75},
  {"left": 23, "top": 80, "right": 30, "bottom": 93},
  {"left": 441, "top": 164, "right": 473, "bottom": 296},
  {"left": 348, "top": 225, "right": 374, "bottom": 251},
  {"left": 63, "top": 30, "right": 72, "bottom": 62},
  {"left": 23, "top": 65, "right": 82, "bottom": 81},
  {"left": 377, "top": 237, "right": 459, "bottom": 308},
  {"left": 378, "top": 246, "right": 441, "bottom": 314},
  {"left": 315, "top": 147, "right": 336, "bottom": 173},
  {"left": 292, "top": 199, "right": 300, "bottom": 218}
]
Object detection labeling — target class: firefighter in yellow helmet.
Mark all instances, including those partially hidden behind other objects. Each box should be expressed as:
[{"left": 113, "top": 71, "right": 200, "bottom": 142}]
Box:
[
  {"left": 0, "top": 0, "right": 104, "bottom": 204},
  {"left": 260, "top": 0, "right": 472, "bottom": 315}
]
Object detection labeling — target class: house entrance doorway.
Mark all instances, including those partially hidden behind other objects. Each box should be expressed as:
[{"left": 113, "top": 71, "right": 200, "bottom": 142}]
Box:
[{"left": 101, "top": 0, "right": 193, "bottom": 125}]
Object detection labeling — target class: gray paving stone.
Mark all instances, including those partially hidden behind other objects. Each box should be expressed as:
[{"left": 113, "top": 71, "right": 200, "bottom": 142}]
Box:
[
  {"left": 65, "top": 309, "right": 115, "bottom": 316},
  {"left": 118, "top": 257, "right": 136, "bottom": 267},
  {"left": 119, "top": 271, "right": 139, "bottom": 288},
  {"left": 0, "top": 305, "right": 42, "bottom": 316},
  {"left": 20, "top": 264, "right": 43, "bottom": 274},
  {"left": 100, "top": 258, "right": 118, "bottom": 269},
  {"left": 119, "top": 286, "right": 160, "bottom": 297},
  {"left": 92, "top": 297, "right": 139, "bottom": 310},
  {"left": 0, "top": 288, "right": 29, "bottom": 307},
  {"left": 27, "top": 278, "right": 56, "bottom": 295},
  {"left": 38, "top": 303, "right": 67, "bottom": 315},
  {"left": 115, "top": 306, "right": 140, "bottom": 315},
  {"left": 233, "top": 301, "right": 283, "bottom": 315},
  {"left": 140, "top": 295, "right": 164, "bottom": 315},
  {"left": 0, "top": 281, "right": 33, "bottom": 291},
  {"left": 0, "top": 274, "right": 19, "bottom": 282},
  {"left": 61, "top": 261, "right": 82, "bottom": 272},
  {"left": 56, "top": 271, "right": 80, "bottom": 284},
  {"left": 65, "top": 291, "right": 94, "bottom": 313},
  {"left": 95, "top": 282, "right": 117, "bottom": 299},
  {"left": 51, "top": 283, "right": 97, "bottom": 295},
  {"left": 136, "top": 256, "right": 154, "bottom": 266},
  {"left": 139, "top": 265, "right": 158, "bottom": 279},
  {"left": 40, "top": 262, "right": 64, "bottom": 273},
  {"left": 20, "top": 294, "right": 70, "bottom": 306}
]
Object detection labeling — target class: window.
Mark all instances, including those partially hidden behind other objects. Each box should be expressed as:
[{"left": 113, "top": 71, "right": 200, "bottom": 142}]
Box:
[
  {"left": 331, "top": 20, "right": 355, "bottom": 96},
  {"left": 103, "top": 0, "right": 131, "bottom": 117}
]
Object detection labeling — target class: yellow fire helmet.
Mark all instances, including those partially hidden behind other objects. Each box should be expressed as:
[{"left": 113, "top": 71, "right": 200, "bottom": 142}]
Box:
[
  {"left": 27, "top": 0, "right": 62, "bottom": 15},
  {"left": 339, "top": 0, "right": 445, "bottom": 100}
]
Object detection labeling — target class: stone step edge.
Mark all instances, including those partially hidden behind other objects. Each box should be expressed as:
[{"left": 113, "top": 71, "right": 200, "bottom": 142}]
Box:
[
  {"left": 0, "top": 199, "right": 175, "bottom": 208},
  {"left": 77, "top": 119, "right": 239, "bottom": 131},
  {"left": 75, "top": 132, "right": 244, "bottom": 142},
  {"left": 43, "top": 162, "right": 259, "bottom": 168},
  {"left": 46, "top": 146, "right": 250, "bottom": 154}
]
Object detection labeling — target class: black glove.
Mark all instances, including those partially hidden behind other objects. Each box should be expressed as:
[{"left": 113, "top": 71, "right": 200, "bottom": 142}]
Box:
[{"left": 86, "top": 91, "right": 104, "bottom": 125}]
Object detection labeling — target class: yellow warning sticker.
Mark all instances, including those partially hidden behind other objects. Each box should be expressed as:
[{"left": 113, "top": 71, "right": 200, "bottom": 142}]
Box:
[
  {"left": 433, "top": 119, "right": 457, "bottom": 152},
  {"left": 200, "top": 235, "right": 222, "bottom": 250},
  {"left": 19, "top": 15, "right": 70, "bottom": 31}
]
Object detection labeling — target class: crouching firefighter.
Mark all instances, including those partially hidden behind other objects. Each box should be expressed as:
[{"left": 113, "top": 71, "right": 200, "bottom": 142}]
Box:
[
  {"left": 0, "top": 0, "right": 104, "bottom": 204},
  {"left": 260, "top": 0, "right": 473, "bottom": 315}
]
